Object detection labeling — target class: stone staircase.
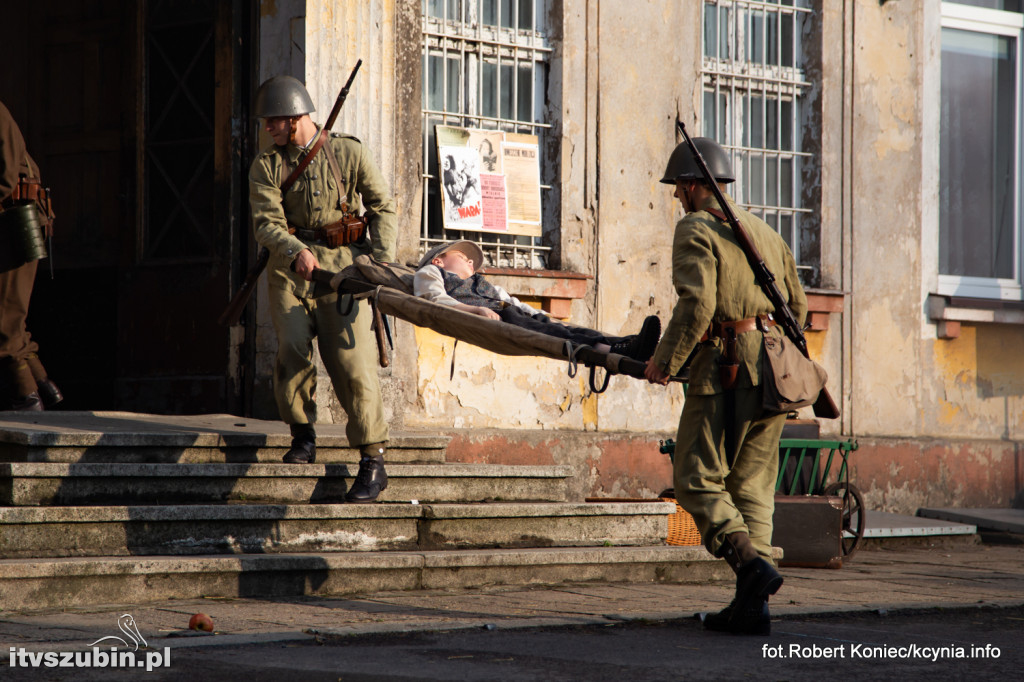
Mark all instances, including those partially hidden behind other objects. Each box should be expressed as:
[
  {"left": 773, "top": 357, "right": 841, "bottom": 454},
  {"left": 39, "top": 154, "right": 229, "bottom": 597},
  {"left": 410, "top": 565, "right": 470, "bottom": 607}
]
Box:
[{"left": 0, "top": 412, "right": 724, "bottom": 611}]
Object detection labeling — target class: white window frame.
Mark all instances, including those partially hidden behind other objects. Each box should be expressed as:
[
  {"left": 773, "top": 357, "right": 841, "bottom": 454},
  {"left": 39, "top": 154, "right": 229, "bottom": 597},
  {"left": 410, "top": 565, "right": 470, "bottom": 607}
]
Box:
[
  {"left": 938, "top": 2, "right": 1024, "bottom": 300},
  {"left": 700, "top": 0, "right": 814, "bottom": 271},
  {"left": 421, "top": 0, "right": 552, "bottom": 270}
]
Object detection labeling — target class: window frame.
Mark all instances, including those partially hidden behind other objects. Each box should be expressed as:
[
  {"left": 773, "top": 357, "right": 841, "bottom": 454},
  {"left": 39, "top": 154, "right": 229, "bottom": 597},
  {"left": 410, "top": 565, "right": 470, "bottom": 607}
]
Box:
[
  {"left": 938, "top": 1, "right": 1024, "bottom": 300},
  {"left": 700, "top": 0, "right": 814, "bottom": 271},
  {"left": 420, "top": 0, "right": 553, "bottom": 270}
]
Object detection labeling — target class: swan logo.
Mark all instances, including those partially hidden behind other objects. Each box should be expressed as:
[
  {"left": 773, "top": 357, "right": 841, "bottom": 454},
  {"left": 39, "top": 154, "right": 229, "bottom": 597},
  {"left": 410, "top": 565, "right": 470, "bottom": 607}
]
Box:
[
  {"left": 88, "top": 613, "right": 148, "bottom": 652},
  {"left": 9, "top": 612, "right": 169, "bottom": 671}
]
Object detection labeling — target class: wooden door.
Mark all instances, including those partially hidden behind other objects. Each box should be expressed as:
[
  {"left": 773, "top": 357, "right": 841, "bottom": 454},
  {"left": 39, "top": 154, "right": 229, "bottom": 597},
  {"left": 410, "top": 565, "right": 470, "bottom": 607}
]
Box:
[{"left": 7, "top": 0, "right": 254, "bottom": 414}]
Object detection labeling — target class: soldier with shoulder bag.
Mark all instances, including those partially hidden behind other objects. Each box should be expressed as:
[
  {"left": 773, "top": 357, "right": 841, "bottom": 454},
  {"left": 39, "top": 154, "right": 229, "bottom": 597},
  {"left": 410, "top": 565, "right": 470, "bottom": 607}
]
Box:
[
  {"left": 0, "top": 100, "right": 62, "bottom": 411},
  {"left": 644, "top": 131, "right": 813, "bottom": 636}
]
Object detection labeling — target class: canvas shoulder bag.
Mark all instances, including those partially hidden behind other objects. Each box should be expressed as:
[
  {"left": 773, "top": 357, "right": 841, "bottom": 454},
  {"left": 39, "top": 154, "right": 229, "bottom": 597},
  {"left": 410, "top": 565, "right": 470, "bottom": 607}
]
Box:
[{"left": 761, "top": 329, "right": 828, "bottom": 413}]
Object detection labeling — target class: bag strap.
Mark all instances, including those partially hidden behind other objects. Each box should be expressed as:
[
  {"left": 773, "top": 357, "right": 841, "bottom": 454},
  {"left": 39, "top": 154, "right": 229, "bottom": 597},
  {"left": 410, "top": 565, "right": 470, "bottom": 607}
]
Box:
[{"left": 280, "top": 127, "right": 329, "bottom": 194}]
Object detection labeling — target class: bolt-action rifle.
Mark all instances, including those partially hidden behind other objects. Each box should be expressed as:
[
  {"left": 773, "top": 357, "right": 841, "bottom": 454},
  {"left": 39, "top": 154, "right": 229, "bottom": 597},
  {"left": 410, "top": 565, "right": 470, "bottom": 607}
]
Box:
[
  {"left": 675, "top": 119, "right": 840, "bottom": 419},
  {"left": 218, "top": 60, "right": 364, "bottom": 327}
]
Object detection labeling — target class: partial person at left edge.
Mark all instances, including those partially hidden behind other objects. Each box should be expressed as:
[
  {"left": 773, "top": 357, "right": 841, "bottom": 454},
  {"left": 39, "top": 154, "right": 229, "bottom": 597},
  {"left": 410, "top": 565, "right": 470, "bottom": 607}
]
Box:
[{"left": 0, "top": 100, "right": 62, "bottom": 411}]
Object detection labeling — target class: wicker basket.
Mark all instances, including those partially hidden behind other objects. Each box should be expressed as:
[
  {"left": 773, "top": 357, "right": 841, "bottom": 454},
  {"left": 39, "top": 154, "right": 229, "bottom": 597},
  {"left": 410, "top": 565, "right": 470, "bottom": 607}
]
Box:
[
  {"left": 584, "top": 497, "right": 702, "bottom": 547},
  {"left": 660, "top": 497, "right": 702, "bottom": 546}
]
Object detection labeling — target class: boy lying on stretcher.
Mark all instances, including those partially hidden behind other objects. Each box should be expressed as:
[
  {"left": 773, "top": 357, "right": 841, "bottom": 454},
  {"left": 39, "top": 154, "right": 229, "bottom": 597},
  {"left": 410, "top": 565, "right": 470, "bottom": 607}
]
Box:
[{"left": 413, "top": 240, "right": 661, "bottom": 362}]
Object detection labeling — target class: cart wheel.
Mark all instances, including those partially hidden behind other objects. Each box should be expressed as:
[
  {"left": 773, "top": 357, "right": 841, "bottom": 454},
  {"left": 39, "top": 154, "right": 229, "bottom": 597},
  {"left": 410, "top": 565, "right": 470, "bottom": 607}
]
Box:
[{"left": 823, "top": 481, "right": 866, "bottom": 560}]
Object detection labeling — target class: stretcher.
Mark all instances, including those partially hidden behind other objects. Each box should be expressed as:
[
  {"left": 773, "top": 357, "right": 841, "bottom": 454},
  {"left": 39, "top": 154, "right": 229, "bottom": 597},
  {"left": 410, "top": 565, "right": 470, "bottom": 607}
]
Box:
[{"left": 310, "top": 255, "right": 668, "bottom": 393}]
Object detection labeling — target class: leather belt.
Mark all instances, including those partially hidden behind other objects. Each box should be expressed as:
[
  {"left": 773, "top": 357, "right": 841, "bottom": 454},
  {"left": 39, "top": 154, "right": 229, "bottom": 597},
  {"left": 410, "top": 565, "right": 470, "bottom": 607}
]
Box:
[
  {"left": 288, "top": 226, "right": 325, "bottom": 242},
  {"left": 699, "top": 314, "right": 775, "bottom": 342}
]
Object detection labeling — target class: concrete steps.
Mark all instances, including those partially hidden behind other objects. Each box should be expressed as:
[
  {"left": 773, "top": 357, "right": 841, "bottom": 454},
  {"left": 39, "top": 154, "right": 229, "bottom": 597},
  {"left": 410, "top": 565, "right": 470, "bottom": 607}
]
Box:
[
  {"left": 0, "top": 501, "right": 674, "bottom": 558},
  {"left": 0, "top": 462, "right": 572, "bottom": 505},
  {"left": 0, "top": 412, "right": 712, "bottom": 610},
  {"left": 0, "top": 546, "right": 728, "bottom": 611},
  {"left": 0, "top": 413, "right": 448, "bottom": 464}
]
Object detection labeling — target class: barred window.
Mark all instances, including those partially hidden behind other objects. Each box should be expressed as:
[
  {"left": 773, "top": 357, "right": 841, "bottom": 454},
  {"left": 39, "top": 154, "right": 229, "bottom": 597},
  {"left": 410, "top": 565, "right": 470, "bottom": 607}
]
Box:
[
  {"left": 421, "top": 0, "right": 552, "bottom": 269},
  {"left": 702, "top": 0, "right": 813, "bottom": 265}
]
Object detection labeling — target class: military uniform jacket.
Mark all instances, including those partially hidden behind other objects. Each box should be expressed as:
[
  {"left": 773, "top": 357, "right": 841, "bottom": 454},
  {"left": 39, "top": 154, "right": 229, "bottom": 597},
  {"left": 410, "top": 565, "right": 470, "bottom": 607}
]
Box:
[
  {"left": 650, "top": 192, "right": 807, "bottom": 396},
  {"left": 0, "top": 100, "right": 39, "bottom": 203},
  {"left": 248, "top": 128, "right": 397, "bottom": 298}
]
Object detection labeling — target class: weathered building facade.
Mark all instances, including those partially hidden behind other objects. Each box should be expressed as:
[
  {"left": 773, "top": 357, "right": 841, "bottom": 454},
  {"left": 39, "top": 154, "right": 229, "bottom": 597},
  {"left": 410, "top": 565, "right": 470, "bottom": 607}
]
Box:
[{"left": 6, "top": 0, "right": 1021, "bottom": 512}]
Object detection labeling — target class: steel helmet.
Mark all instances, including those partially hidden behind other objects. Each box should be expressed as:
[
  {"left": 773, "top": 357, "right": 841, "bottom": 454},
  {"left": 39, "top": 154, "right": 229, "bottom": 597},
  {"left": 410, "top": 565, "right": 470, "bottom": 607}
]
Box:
[
  {"left": 253, "top": 76, "right": 315, "bottom": 118},
  {"left": 660, "top": 137, "right": 735, "bottom": 185}
]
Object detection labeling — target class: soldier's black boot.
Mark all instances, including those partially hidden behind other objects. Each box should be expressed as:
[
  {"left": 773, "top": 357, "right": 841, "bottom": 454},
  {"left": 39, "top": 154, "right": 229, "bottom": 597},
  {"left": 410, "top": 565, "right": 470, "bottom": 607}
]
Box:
[
  {"left": 716, "top": 532, "right": 782, "bottom": 635},
  {"left": 702, "top": 598, "right": 771, "bottom": 635},
  {"left": 610, "top": 316, "right": 662, "bottom": 362},
  {"left": 282, "top": 424, "right": 316, "bottom": 464},
  {"left": 1, "top": 360, "right": 44, "bottom": 411},
  {"left": 26, "top": 353, "right": 62, "bottom": 408},
  {"left": 345, "top": 443, "right": 388, "bottom": 503}
]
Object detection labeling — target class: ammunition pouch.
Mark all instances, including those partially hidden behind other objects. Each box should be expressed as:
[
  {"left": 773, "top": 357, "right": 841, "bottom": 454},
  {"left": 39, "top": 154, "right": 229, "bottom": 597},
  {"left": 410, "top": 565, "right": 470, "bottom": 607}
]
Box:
[
  {"left": 323, "top": 214, "right": 367, "bottom": 248},
  {"left": 8, "top": 177, "right": 54, "bottom": 237},
  {"left": 0, "top": 202, "right": 48, "bottom": 271}
]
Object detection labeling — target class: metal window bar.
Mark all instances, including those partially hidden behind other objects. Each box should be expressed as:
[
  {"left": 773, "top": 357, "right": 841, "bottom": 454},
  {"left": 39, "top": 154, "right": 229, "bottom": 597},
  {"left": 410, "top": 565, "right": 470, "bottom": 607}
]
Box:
[
  {"left": 421, "top": 1, "right": 552, "bottom": 269},
  {"left": 702, "top": 0, "right": 811, "bottom": 263}
]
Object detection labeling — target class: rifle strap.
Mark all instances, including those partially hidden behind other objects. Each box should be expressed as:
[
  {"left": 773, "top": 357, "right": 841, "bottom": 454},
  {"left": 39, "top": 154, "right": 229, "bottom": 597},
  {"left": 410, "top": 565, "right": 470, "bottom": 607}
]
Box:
[
  {"left": 706, "top": 207, "right": 727, "bottom": 222},
  {"left": 322, "top": 138, "right": 350, "bottom": 210},
  {"left": 280, "top": 127, "right": 330, "bottom": 194}
]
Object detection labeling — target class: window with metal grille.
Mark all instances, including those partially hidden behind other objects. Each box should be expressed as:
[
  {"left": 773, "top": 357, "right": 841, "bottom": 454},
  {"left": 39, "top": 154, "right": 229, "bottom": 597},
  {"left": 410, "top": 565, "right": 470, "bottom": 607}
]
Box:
[
  {"left": 421, "top": 0, "right": 552, "bottom": 269},
  {"left": 701, "top": 0, "right": 813, "bottom": 268}
]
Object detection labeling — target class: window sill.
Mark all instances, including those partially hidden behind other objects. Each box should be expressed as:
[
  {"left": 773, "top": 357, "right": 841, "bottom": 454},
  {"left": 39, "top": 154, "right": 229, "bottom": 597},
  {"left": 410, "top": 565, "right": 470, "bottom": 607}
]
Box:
[
  {"left": 481, "top": 268, "right": 591, "bottom": 318},
  {"left": 927, "top": 294, "right": 1024, "bottom": 339},
  {"left": 804, "top": 288, "right": 846, "bottom": 331}
]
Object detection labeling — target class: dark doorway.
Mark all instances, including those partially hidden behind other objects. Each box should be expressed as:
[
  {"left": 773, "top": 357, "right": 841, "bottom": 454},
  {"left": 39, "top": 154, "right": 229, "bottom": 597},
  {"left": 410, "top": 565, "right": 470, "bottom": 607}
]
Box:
[{"left": 3, "top": 0, "right": 256, "bottom": 414}]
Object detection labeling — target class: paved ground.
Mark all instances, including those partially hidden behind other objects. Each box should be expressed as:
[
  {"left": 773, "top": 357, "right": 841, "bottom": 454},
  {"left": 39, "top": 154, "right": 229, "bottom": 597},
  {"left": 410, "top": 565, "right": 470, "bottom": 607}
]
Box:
[
  {"left": 0, "top": 545, "right": 1021, "bottom": 661},
  {"left": 31, "top": 605, "right": 1010, "bottom": 682}
]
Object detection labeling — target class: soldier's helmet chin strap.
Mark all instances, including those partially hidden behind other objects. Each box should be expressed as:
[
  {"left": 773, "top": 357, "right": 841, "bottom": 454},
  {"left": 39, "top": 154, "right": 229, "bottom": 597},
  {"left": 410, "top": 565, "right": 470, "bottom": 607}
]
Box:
[{"left": 680, "top": 181, "right": 698, "bottom": 213}]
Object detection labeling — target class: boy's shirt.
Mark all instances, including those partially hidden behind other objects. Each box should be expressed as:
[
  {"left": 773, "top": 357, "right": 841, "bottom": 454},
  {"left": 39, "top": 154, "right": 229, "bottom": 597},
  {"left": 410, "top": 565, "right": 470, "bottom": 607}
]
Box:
[{"left": 413, "top": 264, "right": 543, "bottom": 318}]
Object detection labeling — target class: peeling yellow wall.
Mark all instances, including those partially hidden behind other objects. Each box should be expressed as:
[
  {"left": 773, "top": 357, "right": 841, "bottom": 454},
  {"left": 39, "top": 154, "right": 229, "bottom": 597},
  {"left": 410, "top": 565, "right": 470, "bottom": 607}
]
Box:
[{"left": 928, "top": 325, "right": 1024, "bottom": 440}]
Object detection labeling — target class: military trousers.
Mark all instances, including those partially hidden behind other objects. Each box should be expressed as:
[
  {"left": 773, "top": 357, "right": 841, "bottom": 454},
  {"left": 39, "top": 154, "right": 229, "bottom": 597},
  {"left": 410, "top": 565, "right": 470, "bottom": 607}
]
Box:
[
  {"left": 268, "top": 285, "right": 389, "bottom": 447},
  {"left": 0, "top": 259, "right": 39, "bottom": 361},
  {"left": 673, "top": 387, "right": 786, "bottom": 562}
]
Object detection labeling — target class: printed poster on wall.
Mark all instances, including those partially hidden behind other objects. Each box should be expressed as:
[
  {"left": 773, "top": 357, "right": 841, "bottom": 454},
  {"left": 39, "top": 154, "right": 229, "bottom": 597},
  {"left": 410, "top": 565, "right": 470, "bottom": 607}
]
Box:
[
  {"left": 435, "top": 125, "right": 540, "bottom": 237},
  {"left": 437, "top": 145, "right": 483, "bottom": 229}
]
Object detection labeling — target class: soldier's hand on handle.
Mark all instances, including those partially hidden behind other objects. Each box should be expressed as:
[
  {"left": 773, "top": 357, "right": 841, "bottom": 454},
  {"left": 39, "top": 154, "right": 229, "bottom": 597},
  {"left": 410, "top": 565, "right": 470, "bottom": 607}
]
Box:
[
  {"left": 644, "top": 358, "right": 670, "bottom": 386},
  {"left": 293, "top": 248, "right": 320, "bottom": 281}
]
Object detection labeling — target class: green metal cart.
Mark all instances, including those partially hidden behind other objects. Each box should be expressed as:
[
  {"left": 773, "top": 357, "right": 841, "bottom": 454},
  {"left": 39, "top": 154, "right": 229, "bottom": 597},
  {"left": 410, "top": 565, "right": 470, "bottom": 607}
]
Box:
[{"left": 661, "top": 437, "right": 866, "bottom": 559}]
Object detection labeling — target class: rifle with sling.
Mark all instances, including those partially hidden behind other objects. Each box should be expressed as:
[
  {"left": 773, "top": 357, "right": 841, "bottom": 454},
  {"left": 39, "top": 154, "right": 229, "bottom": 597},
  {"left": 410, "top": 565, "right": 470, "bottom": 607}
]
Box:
[
  {"left": 675, "top": 119, "right": 840, "bottom": 419},
  {"left": 218, "top": 59, "right": 364, "bottom": 327}
]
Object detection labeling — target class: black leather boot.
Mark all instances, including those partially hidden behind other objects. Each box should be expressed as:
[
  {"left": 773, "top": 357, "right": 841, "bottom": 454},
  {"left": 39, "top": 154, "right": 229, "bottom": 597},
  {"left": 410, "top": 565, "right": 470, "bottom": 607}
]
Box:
[
  {"left": 26, "top": 354, "right": 62, "bottom": 408},
  {"left": 8, "top": 392, "right": 44, "bottom": 411},
  {"left": 1, "top": 360, "right": 43, "bottom": 411},
  {"left": 702, "top": 598, "right": 771, "bottom": 635},
  {"left": 715, "top": 531, "right": 781, "bottom": 635},
  {"left": 345, "top": 443, "right": 388, "bottom": 503},
  {"left": 282, "top": 424, "right": 316, "bottom": 464}
]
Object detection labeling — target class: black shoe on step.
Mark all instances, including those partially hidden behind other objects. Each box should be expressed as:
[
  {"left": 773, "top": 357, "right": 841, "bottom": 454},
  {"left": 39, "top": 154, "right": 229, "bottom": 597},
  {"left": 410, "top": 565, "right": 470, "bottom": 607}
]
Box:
[
  {"left": 282, "top": 438, "right": 316, "bottom": 464},
  {"left": 346, "top": 454, "right": 388, "bottom": 503},
  {"left": 8, "top": 392, "right": 44, "bottom": 412},
  {"left": 36, "top": 379, "right": 63, "bottom": 408}
]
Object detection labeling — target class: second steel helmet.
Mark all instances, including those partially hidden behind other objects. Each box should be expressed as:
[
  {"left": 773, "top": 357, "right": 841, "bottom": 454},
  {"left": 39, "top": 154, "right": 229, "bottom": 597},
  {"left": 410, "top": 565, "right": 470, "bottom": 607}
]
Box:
[
  {"left": 660, "top": 137, "right": 735, "bottom": 185},
  {"left": 253, "top": 76, "right": 315, "bottom": 118}
]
